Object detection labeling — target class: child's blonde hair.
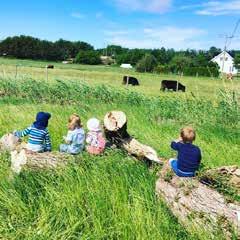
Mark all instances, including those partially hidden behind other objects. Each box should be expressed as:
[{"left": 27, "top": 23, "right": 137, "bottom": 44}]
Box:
[
  {"left": 68, "top": 114, "right": 82, "bottom": 130},
  {"left": 180, "top": 126, "right": 196, "bottom": 143}
]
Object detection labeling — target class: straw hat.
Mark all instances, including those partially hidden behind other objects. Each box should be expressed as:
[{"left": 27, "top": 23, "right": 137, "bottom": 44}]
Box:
[{"left": 87, "top": 118, "right": 101, "bottom": 132}]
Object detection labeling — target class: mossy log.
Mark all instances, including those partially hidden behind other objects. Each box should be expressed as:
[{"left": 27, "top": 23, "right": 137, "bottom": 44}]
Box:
[
  {"left": 104, "top": 111, "right": 162, "bottom": 164},
  {"left": 0, "top": 133, "right": 73, "bottom": 173},
  {"left": 156, "top": 163, "right": 240, "bottom": 239}
]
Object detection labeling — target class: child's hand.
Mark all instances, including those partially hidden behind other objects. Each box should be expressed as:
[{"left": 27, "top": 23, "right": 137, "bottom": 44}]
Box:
[
  {"left": 178, "top": 136, "right": 183, "bottom": 142},
  {"left": 174, "top": 137, "right": 183, "bottom": 143}
]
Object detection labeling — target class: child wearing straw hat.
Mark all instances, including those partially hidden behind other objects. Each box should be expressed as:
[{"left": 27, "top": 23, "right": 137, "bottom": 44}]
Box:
[{"left": 86, "top": 118, "right": 106, "bottom": 155}]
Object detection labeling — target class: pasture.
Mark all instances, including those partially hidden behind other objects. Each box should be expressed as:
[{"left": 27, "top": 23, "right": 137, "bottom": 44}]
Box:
[
  {"left": 0, "top": 58, "right": 239, "bottom": 239},
  {"left": 0, "top": 57, "right": 240, "bottom": 99}
]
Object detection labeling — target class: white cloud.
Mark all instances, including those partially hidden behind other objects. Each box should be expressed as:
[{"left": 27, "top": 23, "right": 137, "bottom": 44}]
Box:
[
  {"left": 96, "top": 12, "right": 103, "bottom": 19},
  {"left": 113, "top": 0, "right": 172, "bottom": 13},
  {"left": 104, "top": 30, "right": 130, "bottom": 36},
  {"left": 104, "top": 26, "right": 207, "bottom": 50},
  {"left": 182, "top": 1, "right": 240, "bottom": 16},
  {"left": 71, "top": 12, "right": 86, "bottom": 19}
]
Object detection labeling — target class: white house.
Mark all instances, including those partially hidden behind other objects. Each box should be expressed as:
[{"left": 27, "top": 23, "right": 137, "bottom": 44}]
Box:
[{"left": 211, "top": 51, "right": 238, "bottom": 75}]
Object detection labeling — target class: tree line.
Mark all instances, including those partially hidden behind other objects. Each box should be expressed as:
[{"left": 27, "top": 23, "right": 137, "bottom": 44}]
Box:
[{"left": 1, "top": 35, "right": 240, "bottom": 77}]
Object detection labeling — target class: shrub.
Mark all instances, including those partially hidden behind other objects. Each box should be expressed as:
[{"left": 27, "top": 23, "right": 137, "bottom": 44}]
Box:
[{"left": 75, "top": 50, "right": 101, "bottom": 65}]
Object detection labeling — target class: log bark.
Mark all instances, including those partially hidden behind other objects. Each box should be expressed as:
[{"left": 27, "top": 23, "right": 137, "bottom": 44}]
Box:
[
  {"left": 156, "top": 163, "right": 240, "bottom": 239},
  {"left": 10, "top": 149, "right": 73, "bottom": 174},
  {"left": 104, "top": 111, "right": 162, "bottom": 164},
  {"left": 0, "top": 133, "right": 73, "bottom": 173}
]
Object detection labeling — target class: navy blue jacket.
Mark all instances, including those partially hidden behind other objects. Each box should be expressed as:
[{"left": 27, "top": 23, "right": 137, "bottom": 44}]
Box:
[{"left": 171, "top": 141, "right": 202, "bottom": 173}]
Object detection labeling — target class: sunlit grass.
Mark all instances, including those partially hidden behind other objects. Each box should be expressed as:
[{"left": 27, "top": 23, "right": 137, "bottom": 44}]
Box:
[{"left": 0, "top": 68, "right": 239, "bottom": 239}]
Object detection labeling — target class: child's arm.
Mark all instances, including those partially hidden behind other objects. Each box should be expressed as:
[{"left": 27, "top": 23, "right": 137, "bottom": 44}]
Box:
[
  {"left": 45, "top": 130, "right": 52, "bottom": 152},
  {"left": 86, "top": 133, "right": 93, "bottom": 144},
  {"left": 170, "top": 137, "right": 182, "bottom": 150},
  {"left": 64, "top": 131, "right": 73, "bottom": 144},
  {"left": 14, "top": 127, "right": 31, "bottom": 138}
]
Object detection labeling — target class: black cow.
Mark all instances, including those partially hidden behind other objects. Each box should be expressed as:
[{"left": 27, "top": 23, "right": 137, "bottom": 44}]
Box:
[
  {"left": 122, "top": 76, "right": 140, "bottom": 86},
  {"left": 46, "top": 65, "right": 54, "bottom": 69},
  {"left": 161, "top": 80, "right": 186, "bottom": 92}
]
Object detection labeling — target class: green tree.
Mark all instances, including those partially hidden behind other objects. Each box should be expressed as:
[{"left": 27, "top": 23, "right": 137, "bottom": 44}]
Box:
[
  {"left": 136, "top": 54, "right": 157, "bottom": 72},
  {"left": 75, "top": 50, "right": 101, "bottom": 65},
  {"left": 234, "top": 53, "right": 240, "bottom": 71},
  {"left": 169, "top": 55, "right": 192, "bottom": 73}
]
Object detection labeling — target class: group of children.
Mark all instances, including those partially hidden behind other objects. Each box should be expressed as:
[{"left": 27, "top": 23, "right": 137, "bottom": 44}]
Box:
[
  {"left": 14, "top": 112, "right": 106, "bottom": 156},
  {"left": 14, "top": 112, "right": 202, "bottom": 178}
]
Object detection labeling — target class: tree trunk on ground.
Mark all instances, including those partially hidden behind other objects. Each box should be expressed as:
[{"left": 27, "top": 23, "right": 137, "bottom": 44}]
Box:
[
  {"left": 104, "top": 111, "right": 162, "bottom": 164},
  {"left": 0, "top": 133, "right": 73, "bottom": 173},
  {"left": 10, "top": 149, "right": 73, "bottom": 174},
  {"left": 156, "top": 163, "right": 240, "bottom": 239}
]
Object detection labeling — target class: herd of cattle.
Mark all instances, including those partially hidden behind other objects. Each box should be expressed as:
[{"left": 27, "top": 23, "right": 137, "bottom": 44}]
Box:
[
  {"left": 45, "top": 65, "right": 186, "bottom": 92},
  {"left": 122, "top": 76, "right": 186, "bottom": 92}
]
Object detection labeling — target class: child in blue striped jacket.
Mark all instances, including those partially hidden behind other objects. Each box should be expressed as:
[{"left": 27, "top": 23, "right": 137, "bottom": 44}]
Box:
[{"left": 14, "top": 112, "right": 52, "bottom": 152}]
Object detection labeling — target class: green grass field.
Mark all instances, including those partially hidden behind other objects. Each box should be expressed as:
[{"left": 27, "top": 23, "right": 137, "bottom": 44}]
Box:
[
  {"left": 0, "top": 58, "right": 239, "bottom": 239},
  {"left": 0, "top": 57, "right": 239, "bottom": 99}
]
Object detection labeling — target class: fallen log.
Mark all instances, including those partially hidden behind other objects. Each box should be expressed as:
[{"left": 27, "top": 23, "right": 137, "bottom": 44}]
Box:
[
  {"left": 0, "top": 133, "right": 73, "bottom": 173},
  {"left": 11, "top": 149, "right": 73, "bottom": 174},
  {"left": 0, "top": 133, "right": 25, "bottom": 151},
  {"left": 156, "top": 163, "right": 240, "bottom": 239},
  {"left": 104, "top": 111, "right": 162, "bottom": 164}
]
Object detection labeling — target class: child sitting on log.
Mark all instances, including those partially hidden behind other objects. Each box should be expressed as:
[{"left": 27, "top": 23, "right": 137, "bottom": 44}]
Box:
[
  {"left": 60, "top": 114, "right": 85, "bottom": 155},
  {"left": 14, "top": 112, "right": 52, "bottom": 152},
  {"left": 86, "top": 118, "right": 106, "bottom": 155},
  {"left": 169, "top": 126, "right": 201, "bottom": 177}
]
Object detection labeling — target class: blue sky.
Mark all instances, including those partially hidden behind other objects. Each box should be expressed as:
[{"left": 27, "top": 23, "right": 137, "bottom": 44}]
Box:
[{"left": 0, "top": 0, "right": 240, "bottom": 50}]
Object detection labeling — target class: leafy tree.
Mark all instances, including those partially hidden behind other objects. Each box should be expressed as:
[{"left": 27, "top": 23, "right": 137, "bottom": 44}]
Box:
[
  {"left": 234, "top": 53, "right": 240, "bottom": 71},
  {"left": 75, "top": 50, "right": 101, "bottom": 65},
  {"left": 169, "top": 55, "right": 192, "bottom": 73},
  {"left": 208, "top": 47, "right": 221, "bottom": 60},
  {"left": 136, "top": 54, "right": 157, "bottom": 72},
  {"left": 0, "top": 35, "right": 94, "bottom": 61}
]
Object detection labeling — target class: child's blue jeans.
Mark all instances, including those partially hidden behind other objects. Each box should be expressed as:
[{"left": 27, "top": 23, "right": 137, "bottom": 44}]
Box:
[{"left": 169, "top": 159, "right": 195, "bottom": 177}]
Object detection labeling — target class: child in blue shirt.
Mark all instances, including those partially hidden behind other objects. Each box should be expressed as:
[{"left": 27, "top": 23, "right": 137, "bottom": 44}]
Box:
[
  {"left": 170, "top": 126, "right": 201, "bottom": 177},
  {"left": 14, "top": 112, "right": 52, "bottom": 152},
  {"left": 60, "top": 114, "right": 85, "bottom": 155}
]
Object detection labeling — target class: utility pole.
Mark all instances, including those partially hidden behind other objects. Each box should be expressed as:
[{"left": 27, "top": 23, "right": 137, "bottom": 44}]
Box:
[
  {"left": 220, "top": 19, "right": 240, "bottom": 79},
  {"left": 220, "top": 35, "right": 229, "bottom": 78}
]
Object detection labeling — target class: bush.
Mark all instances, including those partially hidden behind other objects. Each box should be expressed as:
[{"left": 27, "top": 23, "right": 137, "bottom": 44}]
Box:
[
  {"left": 154, "top": 65, "right": 171, "bottom": 74},
  {"left": 75, "top": 50, "right": 101, "bottom": 65},
  {"left": 183, "top": 66, "right": 219, "bottom": 77}
]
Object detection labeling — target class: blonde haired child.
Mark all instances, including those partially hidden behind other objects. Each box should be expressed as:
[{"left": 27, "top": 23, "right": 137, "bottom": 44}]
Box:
[
  {"left": 59, "top": 114, "right": 85, "bottom": 154},
  {"left": 86, "top": 118, "right": 106, "bottom": 155},
  {"left": 169, "top": 126, "right": 202, "bottom": 177}
]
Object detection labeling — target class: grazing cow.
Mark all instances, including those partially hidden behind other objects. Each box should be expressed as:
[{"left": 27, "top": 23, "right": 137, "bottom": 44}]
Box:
[
  {"left": 161, "top": 80, "right": 186, "bottom": 92},
  {"left": 122, "top": 76, "right": 140, "bottom": 86},
  {"left": 46, "top": 65, "right": 54, "bottom": 69}
]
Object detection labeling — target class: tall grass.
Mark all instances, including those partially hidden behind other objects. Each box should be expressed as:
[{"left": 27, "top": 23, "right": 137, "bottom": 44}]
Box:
[{"left": 0, "top": 76, "right": 239, "bottom": 239}]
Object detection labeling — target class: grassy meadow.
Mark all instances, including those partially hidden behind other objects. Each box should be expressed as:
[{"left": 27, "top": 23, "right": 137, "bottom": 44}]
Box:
[
  {"left": 0, "top": 57, "right": 240, "bottom": 99},
  {"left": 0, "top": 58, "right": 239, "bottom": 239}
]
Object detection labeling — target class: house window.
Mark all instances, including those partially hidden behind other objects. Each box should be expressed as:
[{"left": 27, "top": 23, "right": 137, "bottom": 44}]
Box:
[
  {"left": 220, "top": 57, "right": 223, "bottom": 61},
  {"left": 225, "top": 57, "right": 228, "bottom": 61}
]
